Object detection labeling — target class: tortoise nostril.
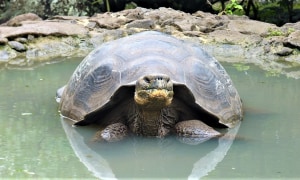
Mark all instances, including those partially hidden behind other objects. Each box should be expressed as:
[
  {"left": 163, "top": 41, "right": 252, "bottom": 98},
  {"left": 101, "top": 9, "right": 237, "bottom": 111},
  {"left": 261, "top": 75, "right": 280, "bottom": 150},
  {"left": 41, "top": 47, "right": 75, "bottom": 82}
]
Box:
[
  {"left": 142, "top": 75, "right": 171, "bottom": 86},
  {"left": 166, "top": 77, "right": 170, "bottom": 82},
  {"left": 156, "top": 76, "right": 164, "bottom": 81},
  {"left": 144, "top": 77, "right": 151, "bottom": 83}
]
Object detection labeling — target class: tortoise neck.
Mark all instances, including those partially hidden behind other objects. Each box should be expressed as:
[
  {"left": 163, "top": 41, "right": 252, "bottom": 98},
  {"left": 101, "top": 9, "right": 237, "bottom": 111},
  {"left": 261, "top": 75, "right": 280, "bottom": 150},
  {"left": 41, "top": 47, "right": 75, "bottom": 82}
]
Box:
[
  {"left": 140, "top": 107, "right": 162, "bottom": 136},
  {"left": 132, "top": 105, "right": 164, "bottom": 137}
]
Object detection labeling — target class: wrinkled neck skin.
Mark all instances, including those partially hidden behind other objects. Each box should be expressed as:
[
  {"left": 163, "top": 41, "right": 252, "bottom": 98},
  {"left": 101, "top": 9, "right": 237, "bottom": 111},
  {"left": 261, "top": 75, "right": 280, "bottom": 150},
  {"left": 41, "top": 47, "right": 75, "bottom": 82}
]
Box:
[
  {"left": 139, "top": 106, "right": 163, "bottom": 137},
  {"left": 129, "top": 104, "right": 171, "bottom": 137}
]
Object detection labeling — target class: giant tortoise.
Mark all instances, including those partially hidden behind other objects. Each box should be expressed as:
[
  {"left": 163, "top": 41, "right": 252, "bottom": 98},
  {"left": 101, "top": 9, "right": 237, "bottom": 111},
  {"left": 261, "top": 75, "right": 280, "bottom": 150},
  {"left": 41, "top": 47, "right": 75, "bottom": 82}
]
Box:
[{"left": 56, "top": 31, "right": 243, "bottom": 142}]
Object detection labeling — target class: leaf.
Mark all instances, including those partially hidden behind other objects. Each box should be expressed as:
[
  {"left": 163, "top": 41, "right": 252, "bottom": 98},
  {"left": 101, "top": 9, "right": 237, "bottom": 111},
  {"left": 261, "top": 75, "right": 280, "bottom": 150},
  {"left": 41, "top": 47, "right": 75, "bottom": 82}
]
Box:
[{"left": 235, "top": 5, "right": 244, "bottom": 10}]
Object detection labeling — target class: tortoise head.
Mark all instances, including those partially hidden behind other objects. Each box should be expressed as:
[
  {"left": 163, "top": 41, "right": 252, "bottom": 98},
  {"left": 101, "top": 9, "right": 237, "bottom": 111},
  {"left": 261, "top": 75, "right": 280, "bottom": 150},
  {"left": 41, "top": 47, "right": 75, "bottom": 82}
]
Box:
[{"left": 134, "top": 74, "right": 174, "bottom": 109}]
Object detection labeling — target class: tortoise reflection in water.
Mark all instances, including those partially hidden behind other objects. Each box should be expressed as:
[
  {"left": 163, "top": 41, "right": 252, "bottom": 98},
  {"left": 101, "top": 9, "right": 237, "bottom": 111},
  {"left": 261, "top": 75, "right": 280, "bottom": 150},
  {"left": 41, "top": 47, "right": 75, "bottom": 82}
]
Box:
[{"left": 56, "top": 31, "right": 243, "bottom": 143}]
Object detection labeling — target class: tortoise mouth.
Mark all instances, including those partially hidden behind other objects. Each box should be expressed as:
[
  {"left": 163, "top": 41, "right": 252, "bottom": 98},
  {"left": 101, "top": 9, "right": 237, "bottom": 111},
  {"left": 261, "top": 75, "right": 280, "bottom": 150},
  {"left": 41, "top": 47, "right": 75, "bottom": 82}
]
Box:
[
  {"left": 134, "top": 74, "right": 174, "bottom": 108},
  {"left": 134, "top": 89, "right": 174, "bottom": 108}
]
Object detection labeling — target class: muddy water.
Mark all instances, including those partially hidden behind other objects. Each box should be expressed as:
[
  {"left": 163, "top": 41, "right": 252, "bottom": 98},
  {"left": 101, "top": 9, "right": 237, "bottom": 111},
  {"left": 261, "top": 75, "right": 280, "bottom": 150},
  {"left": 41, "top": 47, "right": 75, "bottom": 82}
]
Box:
[{"left": 0, "top": 58, "right": 299, "bottom": 179}]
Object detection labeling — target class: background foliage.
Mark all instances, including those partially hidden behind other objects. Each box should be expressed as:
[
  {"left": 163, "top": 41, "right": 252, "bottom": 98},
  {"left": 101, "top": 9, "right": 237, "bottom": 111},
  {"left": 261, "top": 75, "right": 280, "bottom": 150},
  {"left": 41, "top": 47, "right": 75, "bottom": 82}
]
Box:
[{"left": 0, "top": 0, "right": 299, "bottom": 25}]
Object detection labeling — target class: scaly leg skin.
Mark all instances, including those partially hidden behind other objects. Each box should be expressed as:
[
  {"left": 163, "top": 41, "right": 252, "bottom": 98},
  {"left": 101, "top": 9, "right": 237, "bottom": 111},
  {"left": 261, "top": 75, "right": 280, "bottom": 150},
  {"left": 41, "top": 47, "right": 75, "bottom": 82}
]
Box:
[
  {"left": 175, "top": 120, "right": 221, "bottom": 145},
  {"left": 93, "top": 123, "right": 128, "bottom": 142}
]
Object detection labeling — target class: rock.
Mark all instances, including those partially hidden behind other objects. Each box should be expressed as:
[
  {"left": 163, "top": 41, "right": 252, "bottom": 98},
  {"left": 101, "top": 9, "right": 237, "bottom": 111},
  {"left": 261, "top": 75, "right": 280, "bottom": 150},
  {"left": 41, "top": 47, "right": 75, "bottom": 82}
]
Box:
[
  {"left": 285, "top": 55, "right": 300, "bottom": 64},
  {"left": 89, "top": 29, "right": 127, "bottom": 47},
  {"left": 144, "top": 7, "right": 186, "bottom": 25},
  {"left": 8, "top": 58, "right": 27, "bottom": 66},
  {"left": 8, "top": 41, "right": 27, "bottom": 52},
  {"left": 0, "top": 37, "right": 8, "bottom": 44},
  {"left": 204, "top": 44, "right": 245, "bottom": 63},
  {"left": 274, "top": 47, "right": 294, "bottom": 56},
  {"left": 131, "top": 0, "right": 214, "bottom": 13},
  {"left": 15, "top": 37, "right": 28, "bottom": 43},
  {"left": 0, "top": 47, "right": 17, "bottom": 61},
  {"left": 126, "top": 19, "right": 155, "bottom": 29},
  {"left": 282, "top": 21, "right": 300, "bottom": 30},
  {"left": 25, "top": 37, "right": 80, "bottom": 60},
  {"left": 0, "top": 50, "right": 10, "bottom": 61},
  {"left": 286, "top": 31, "right": 300, "bottom": 50},
  {"left": 122, "top": 8, "right": 145, "bottom": 20},
  {"left": 90, "top": 13, "right": 132, "bottom": 29},
  {"left": 0, "top": 21, "right": 88, "bottom": 39},
  {"left": 207, "top": 29, "right": 262, "bottom": 45},
  {"left": 262, "top": 36, "right": 294, "bottom": 56},
  {"left": 50, "top": 16, "right": 90, "bottom": 21},
  {"left": 27, "top": 35, "right": 35, "bottom": 41},
  {"left": 227, "top": 20, "right": 277, "bottom": 35},
  {"left": 2, "top": 13, "right": 42, "bottom": 26}
]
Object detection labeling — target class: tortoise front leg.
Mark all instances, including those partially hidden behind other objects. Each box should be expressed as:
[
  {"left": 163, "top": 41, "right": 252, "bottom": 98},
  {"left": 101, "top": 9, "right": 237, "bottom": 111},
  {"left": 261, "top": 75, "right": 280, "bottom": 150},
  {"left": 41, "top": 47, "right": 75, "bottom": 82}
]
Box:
[
  {"left": 93, "top": 123, "right": 128, "bottom": 142},
  {"left": 175, "top": 120, "right": 221, "bottom": 145}
]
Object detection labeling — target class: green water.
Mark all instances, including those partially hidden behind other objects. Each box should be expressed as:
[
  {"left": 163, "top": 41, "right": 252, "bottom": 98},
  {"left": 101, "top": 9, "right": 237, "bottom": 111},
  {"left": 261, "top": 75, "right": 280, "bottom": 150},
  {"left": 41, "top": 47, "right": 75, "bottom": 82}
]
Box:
[{"left": 0, "top": 58, "right": 299, "bottom": 179}]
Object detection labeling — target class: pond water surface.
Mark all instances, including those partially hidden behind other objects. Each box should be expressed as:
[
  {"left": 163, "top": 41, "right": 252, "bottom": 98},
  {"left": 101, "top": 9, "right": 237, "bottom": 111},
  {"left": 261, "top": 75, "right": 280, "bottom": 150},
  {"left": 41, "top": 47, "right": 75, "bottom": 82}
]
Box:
[{"left": 0, "top": 57, "right": 299, "bottom": 179}]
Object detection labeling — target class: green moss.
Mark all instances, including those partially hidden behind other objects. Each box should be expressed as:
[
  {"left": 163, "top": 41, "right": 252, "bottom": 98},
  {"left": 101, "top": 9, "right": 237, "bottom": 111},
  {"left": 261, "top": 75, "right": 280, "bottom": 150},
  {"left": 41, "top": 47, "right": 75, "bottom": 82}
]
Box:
[
  {"left": 267, "top": 28, "right": 285, "bottom": 36},
  {"left": 287, "top": 27, "right": 295, "bottom": 34},
  {"left": 232, "top": 63, "right": 250, "bottom": 71},
  {"left": 267, "top": 27, "right": 295, "bottom": 37},
  {"left": 265, "top": 69, "right": 281, "bottom": 77}
]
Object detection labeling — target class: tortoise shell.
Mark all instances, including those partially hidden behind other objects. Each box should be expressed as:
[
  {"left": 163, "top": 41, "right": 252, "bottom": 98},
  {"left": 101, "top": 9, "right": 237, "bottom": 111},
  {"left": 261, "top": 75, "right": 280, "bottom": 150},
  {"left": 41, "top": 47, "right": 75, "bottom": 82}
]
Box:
[{"left": 59, "top": 31, "right": 243, "bottom": 128}]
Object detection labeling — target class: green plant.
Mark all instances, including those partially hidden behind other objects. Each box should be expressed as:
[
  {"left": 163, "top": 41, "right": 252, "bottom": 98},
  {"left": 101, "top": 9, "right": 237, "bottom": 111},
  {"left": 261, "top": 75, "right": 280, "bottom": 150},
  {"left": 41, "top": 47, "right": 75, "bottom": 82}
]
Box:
[
  {"left": 268, "top": 28, "right": 285, "bottom": 36},
  {"left": 219, "top": 0, "right": 244, "bottom": 15},
  {"left": 287, "top": 27, "right": 295, "bottom": 34},
  {"left": 92, "top": 0, "right": 110, "bottom": 12},
  {"left": 267, "top": 27, "right": 295, "bottom": 37},
  {"left": 105, "top": 0, "right": 110, "bottom": 12}
]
